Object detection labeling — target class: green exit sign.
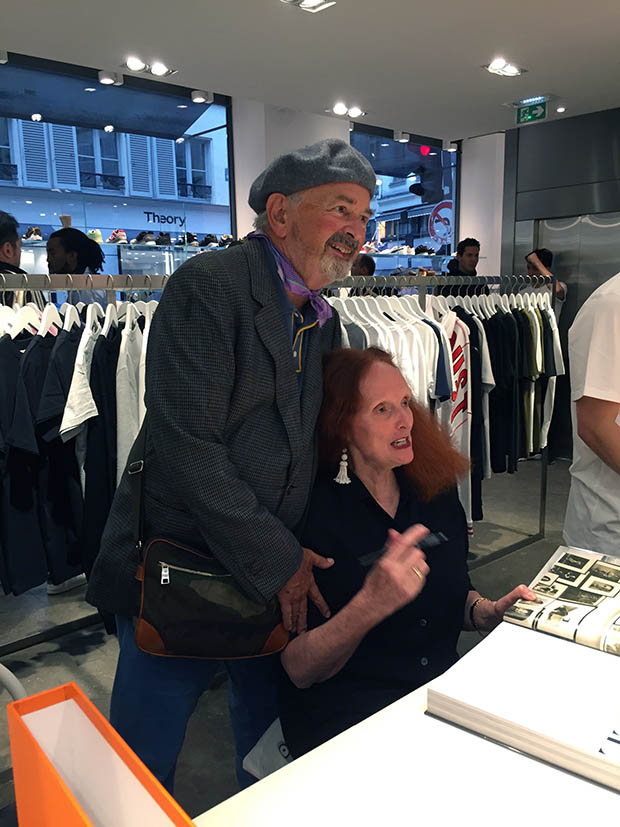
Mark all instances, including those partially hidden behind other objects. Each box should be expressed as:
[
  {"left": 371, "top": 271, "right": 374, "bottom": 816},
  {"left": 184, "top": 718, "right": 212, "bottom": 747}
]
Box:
[{"left": 517, "top": 102, "right": 547, "bottom": 125}]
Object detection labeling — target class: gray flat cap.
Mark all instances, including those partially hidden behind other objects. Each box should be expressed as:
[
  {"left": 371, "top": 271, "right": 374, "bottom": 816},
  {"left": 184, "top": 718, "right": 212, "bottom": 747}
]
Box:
[{"left": 249, "top": 138, "right": 376, "bottom": 213}]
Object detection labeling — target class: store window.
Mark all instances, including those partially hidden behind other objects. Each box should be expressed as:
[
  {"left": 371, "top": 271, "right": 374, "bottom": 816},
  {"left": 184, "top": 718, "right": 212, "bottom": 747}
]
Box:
[
  {"left": 175, "top": 138, "right": 211, "bottom": 200},
  {"left": 350, "top": 126, "right": 458, "bottom": 256},
  {"left": 0, "top": 117, "right": 15, "bottom": 182},
  {"left": 0, "top": 53, "right": 234, "bottom": 274}
]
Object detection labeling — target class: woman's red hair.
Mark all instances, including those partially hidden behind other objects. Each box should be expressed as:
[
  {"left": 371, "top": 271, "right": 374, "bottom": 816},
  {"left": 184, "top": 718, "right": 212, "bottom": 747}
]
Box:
[{"left": 319, "top": 347, "right": 470, "bottom": 501}]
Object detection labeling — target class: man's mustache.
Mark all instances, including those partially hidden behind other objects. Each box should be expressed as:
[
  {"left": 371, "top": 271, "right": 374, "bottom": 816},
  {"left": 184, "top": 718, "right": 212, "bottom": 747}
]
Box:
[{"left": 325, "top": 233, "right": 358, "bottom": 255}]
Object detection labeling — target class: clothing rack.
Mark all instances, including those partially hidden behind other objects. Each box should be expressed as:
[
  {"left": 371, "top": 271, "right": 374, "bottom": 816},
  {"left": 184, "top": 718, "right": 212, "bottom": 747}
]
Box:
[
  {"left": 326, "top": 273, "right": 554, "bottom": 572},
  {"left": 0, "top": 273, "right": 169, "bottom": 293},
  {"left": 0, "top": 274, "right": 170, "bottom": 660},
  {"left": 0, "top": 271, "right": 552, "bottom": 659}
]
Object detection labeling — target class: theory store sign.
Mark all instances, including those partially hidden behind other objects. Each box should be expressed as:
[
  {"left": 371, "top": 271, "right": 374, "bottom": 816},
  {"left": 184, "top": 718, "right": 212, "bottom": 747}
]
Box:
[{"left": 144, "top": 211, "right": 186, "bottom": 227}]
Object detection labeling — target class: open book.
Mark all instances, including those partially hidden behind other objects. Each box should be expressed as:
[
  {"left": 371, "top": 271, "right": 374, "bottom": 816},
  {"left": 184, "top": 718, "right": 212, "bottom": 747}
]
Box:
[{"left": 427, "top": 546, "right": 620, "bottom": 791}]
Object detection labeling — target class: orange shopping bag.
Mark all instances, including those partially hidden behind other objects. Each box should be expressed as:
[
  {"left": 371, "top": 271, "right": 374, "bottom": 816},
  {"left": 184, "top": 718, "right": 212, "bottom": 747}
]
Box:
[{"left": 7, "top": 682, "right": 194, "bottom": 826}]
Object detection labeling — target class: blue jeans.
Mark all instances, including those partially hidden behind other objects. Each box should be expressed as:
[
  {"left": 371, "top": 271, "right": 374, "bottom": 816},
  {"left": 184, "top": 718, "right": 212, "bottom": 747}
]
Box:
[{"left": 111, "top": 616, "right": 280, "bottom": 793}]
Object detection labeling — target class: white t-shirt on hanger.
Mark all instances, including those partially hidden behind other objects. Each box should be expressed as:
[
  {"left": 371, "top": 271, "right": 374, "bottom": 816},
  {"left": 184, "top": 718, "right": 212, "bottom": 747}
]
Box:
[
  {"left": 116, "top": 318, "right": 143, "bottom": 485},
  {"left": 564, "top": 272, "right": 620, "bottom": 557}
]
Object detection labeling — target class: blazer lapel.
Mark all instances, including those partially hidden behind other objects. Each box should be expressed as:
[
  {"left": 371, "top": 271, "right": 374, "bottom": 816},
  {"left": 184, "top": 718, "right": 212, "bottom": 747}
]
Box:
[
  {"left": 299, "top": 324, "right": 323, "bottom": 442},
  {"left": 245, "top": 241, "right": 303, "bottom": 461}
]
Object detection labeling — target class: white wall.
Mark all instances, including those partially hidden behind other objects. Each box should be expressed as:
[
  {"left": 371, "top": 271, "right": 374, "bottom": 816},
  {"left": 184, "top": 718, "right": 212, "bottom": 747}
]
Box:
[
  {"left": 232, "top": 99, "right": 350, "bottom": 237},
  {"left": 458, "top": 133, "right": 505, "bottom": 276}
]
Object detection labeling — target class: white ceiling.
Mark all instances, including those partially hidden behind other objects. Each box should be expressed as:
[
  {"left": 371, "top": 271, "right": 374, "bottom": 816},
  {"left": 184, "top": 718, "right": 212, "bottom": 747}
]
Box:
[{"left": 3, "top": 0, "right": 620, "bottom": 141}]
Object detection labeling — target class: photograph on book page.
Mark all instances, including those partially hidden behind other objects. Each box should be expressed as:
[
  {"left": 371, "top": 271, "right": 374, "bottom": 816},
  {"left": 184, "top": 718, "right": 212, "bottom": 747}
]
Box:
[{"left": 503, "top": 546, "right": 620, "bottom": 654}]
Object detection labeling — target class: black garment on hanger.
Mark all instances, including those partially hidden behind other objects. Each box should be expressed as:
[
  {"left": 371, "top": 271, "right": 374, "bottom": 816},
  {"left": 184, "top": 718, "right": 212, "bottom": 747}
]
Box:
[
  {"left": 0, "top": 332, "right": 50, "bottom": 594},
  {"left": 483, "top": 310, "right": 520, "bottom": 474},
  {"left": 7, "top": 335, "right": 82, "bottom": 587},
  {"left": 36, "top": 326, "right": 83, "bottom": 440},
  {"left": 83, "top": 325, "right": 122, "bottom": 577},
  {"left": 454, "top": 307, "right": 483, "bottom": 522}
]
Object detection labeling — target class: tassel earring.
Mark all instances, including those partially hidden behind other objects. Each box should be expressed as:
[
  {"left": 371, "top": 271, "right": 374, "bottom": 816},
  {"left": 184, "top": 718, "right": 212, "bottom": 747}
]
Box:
[{"left": 334, "top": 448, "right": 351, "bottom": 485}]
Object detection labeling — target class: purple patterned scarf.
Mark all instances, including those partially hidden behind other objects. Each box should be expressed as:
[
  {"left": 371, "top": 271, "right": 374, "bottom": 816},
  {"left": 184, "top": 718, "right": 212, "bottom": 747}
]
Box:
[{"left": 247, "top": 232, "right": 333, "bottom": 326}]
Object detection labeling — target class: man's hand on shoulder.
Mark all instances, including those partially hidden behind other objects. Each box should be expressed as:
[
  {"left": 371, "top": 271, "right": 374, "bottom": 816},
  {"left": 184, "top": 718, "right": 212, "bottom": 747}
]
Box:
[{"left": 278, "top": 548, "right": 334, "bottom": 634}]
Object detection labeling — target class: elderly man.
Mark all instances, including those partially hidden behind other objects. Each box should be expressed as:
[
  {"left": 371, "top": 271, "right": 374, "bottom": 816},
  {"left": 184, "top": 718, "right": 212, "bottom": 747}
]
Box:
[{"left": 86, "top": 139, "right": 375, "bottom": 792}]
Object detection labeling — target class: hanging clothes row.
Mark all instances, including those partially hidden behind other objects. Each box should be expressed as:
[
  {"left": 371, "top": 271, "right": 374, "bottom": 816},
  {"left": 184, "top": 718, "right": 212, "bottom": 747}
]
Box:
[
  {"left": 0, "top": 277, "right": 161, "bottom": 598},
  {"left": 325, "top": 275, "right": 563, "bottom": 538}
]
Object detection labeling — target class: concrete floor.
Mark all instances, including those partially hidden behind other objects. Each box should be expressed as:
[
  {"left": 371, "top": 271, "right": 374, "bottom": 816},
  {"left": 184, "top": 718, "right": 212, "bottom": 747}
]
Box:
[{"left": 0, "top": 459, "right": 571, "bottom": 824}]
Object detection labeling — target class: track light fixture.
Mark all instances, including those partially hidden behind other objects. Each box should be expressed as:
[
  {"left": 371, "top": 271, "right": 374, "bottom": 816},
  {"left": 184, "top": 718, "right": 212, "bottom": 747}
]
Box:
[
  {"left": 98, "top": 70, "right": 123, "bottom": 86},
  {"left": 191, "top": 90, "right": 214, "bottom": 104}
]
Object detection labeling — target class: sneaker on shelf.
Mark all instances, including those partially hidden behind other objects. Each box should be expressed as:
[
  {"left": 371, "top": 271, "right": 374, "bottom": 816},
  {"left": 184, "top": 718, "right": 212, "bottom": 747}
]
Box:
[
  {"left": 156, "top": 232, "right": 171, "bottom": 246},
  {"left": 143, "top": 232, "right": 156, "bottom": 245},
  {"left": 116, "top": 229, "right": 128, "bottom": 244},
  {"left": 106, "top": 229, "right": 120, "bottom": 243},
  {"left": 22, "top": 226, "right": 34, "bottom": 240},
  {"left": 47, "top": 573, "right": 87, "bottom": 595},
  {"left": 30, "top": 226, "right": 43, "bottom": 241}
]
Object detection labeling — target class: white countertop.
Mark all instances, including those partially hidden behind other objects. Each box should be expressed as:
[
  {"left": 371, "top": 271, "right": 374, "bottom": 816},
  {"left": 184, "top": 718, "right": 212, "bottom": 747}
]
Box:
[{"left": 193, "top": 684, "right": 619, "bottom": 826}]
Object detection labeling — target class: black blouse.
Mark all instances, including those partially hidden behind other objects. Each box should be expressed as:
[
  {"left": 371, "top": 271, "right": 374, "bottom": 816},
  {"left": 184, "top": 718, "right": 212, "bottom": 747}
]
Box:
[{"left": 279, "top": 469, "right": 472, "bottom": 757}]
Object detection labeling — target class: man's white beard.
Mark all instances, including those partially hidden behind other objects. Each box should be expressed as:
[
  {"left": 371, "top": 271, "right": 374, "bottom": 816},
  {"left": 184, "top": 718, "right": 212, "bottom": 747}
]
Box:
[{"left": 320, "top": 252, "right": 352, "bottom": 283}]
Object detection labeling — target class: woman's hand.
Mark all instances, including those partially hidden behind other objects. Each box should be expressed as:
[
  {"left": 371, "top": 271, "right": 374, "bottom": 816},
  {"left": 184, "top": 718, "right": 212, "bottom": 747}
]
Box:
[
  {"left": 358, "top": 524, "right": 430, "bottom": 624},
  {"left": 473, "top": 585, "right": 538, "bottom": 633}
]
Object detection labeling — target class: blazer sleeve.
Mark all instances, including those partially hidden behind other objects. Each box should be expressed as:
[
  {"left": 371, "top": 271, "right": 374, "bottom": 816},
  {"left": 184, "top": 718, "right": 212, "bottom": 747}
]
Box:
[{"left": 144, "top": 259, "right": 302, "bottom": 602}]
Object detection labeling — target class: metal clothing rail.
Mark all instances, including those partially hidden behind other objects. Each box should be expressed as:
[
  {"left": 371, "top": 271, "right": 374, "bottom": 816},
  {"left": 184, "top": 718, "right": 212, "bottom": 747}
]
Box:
[
  {"left": 0, "top": 273, "right": 169, "bottom": 291},
  {"left": 327, "top": 273, "right": 552, "bottom": 570}
]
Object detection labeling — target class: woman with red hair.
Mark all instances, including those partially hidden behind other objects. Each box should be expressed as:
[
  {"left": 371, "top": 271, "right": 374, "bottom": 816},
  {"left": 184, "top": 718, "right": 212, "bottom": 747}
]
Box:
[{"left": 279, "top": 347, "right": 534, "bottom": 757}]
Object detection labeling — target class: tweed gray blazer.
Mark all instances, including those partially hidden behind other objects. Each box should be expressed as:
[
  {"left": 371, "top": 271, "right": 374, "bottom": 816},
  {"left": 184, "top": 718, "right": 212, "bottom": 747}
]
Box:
[{"left": 86, "top": 240, "right": 341, "bottom": 619}]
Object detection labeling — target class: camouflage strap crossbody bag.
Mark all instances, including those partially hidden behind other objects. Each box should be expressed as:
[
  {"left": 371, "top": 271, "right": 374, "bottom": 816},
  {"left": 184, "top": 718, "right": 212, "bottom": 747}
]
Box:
[{"left": 128, "top": 421, "right": 288, "bottom": 659}]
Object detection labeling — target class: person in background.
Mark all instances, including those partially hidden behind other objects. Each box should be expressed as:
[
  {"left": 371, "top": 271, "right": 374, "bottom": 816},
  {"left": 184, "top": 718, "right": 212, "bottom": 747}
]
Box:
[
  {"left": 351, "top": 253, "right": 376, "bottom": 277},
  {"left": 0, "top": 210, "right": 26, "bottom": 307},
  {"left": 525, "top": 248, "right": 567, "bottom": 318},
  {"left": 447, "top": 237, "right": 480, "bottom": 277},
  {"left": 47, "top": 227, "right": 107, "bottom": 305},
  {"left": 563, "top": 271, "right": 620, "bottom": 558},
  {"left": 279, "top": 347, "right": 534, "bottom": 757}
]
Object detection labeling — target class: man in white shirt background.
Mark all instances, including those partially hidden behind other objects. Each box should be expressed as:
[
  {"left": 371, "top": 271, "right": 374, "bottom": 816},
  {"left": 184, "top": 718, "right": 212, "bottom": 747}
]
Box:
[{"left": 563, "top": 271, "right": 620, "bottom": 557}]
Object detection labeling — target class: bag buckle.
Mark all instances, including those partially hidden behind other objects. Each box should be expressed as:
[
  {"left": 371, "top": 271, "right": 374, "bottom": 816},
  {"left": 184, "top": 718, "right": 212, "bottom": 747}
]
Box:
[{"left": 128, "top": 460, "right": 144, "bottom": 475}]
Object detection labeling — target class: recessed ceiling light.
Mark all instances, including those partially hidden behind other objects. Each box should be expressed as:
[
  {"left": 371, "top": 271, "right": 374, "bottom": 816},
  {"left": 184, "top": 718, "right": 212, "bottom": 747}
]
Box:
[
  {"left": 25, "top": 200, "right": 32, "bottom": 204},
  {"left": 125, "top": 55, "right": 146, "bottom": 72},
  {"left": 347, "top": 106, "right": 364, "bottom": 118},
  {"left": 84, "top": 87, "right": 96, "bottom": 92},
  {"left": 40, "top": 213, "right": 46, "bottom": 216},
  {"left": 103, "top": 124, "right": 115, "bottom": 133},
  {"left": 394, "top": 130, "right": 409, "bottom": 143},
  {"left": 486, "top": 57, "right": 524, "bottom": 77},
  {"left": 31, "top": 113, "right": 42, "bottom": 122},
  {"left": 333, "top": 101, "right": 348, "bottom": 116},
  {"left": 376, "top": 178, "right": 382, "bottom": 185},
  {"left": 557, "top": 106, "right": 566, "bottom": 113},
  {"left": 175, "top": 137, "right": 185, "bottom": 143},
  {"left": 123, "top": 203, "right": 127, "bottom": 206},
  {"left": 429, "top": 151, "right": 438, "bottom": 156},
  {"left": 380, "top": 142, "right": 390, "bottom": 147},
  {"left": 150, "top": 61, "right": 170, "bottom": 77},
  {"left": 280, "top": 0, "right": 336, "bottom": 12},
  {"left": 447, "top": 147, "right": 457, "bottom": 153},
  {"left": 177, "top": 104, "right": 188, "bottom": 109}
]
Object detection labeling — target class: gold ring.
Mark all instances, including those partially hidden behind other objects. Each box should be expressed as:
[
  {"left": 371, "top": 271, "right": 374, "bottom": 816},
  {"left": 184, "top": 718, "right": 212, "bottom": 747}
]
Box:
[{"left": 411, "top": 566, "right": 423, "bottom": 580}]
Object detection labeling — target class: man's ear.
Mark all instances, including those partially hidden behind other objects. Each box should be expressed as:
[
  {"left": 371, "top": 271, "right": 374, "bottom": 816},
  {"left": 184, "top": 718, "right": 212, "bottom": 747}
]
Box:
[{"left": 265, "top": 193, "right": 291, "bottom": 239}]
